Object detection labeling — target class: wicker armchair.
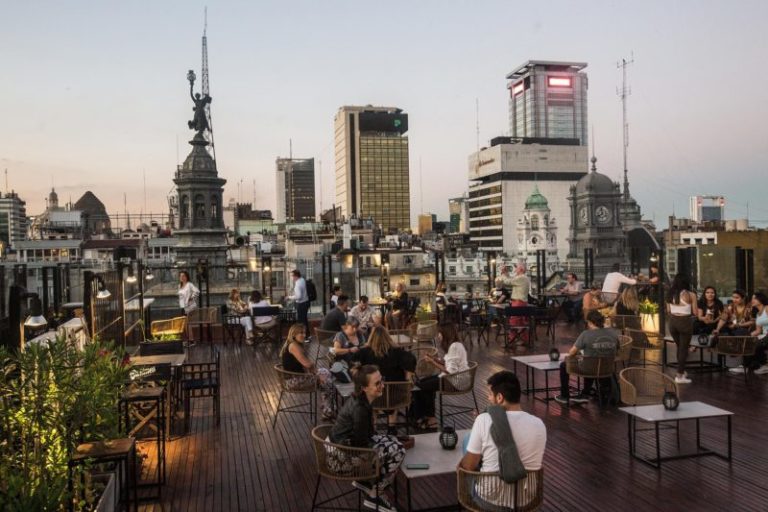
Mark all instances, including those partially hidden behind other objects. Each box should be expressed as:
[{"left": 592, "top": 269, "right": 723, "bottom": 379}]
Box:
[
  {"left": 409, "top": 320, "right": 439, "bottom": 346},
  {"left": 610, "top": 314, "right": 642, "bottom": 332},
  {"left": 187, "top": 307, "right": 219, "bottom": 345},
  {"left": 310, "top": 424, "right": 380, "bottom": 511},
  {"left": 389, "top": 328, "right": 415, "bottom": 348},
  {"left": 715, "top": 336, "right": 759, "bottom": 383},
  {"left": 438, "top": 361, "right": 479, "bottom": 427},
  {"left": 409, "top": 347, "right": 440, "bottom": 379},
  {"left": 614, "top": 335, "right": 633, "bottom": 370},
  {"left": 457, "top": 467, "right": 543, "bottom": 512},
  {"left": 272, "top": 364, "right": 317, "bottom": 428},
  {"left": 314, "top": 328, "right": 338, "bottom": 366},
  {"left": 150, "top": 316, "right": 187, "bottom": 339},
  {"left": 618, "top": 368, "right": 678, "bottom": 405},
  {"left": 371, "top": 381, "right": 413, "bottom": 435},
  {"left": 625, "top": 328, "right": 663, "bottom": 367},
  {"left": 565, "top": 355, "right": 616, "bottom": 407}
]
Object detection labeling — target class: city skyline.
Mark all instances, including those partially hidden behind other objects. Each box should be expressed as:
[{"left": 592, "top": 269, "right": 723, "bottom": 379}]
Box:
[{"left": 2, "top": 0, "right": 767, "bottom": 228}]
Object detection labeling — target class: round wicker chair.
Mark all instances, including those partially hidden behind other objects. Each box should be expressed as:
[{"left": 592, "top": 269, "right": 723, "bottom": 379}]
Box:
[
  {"left": 371, "top": 381, "right": 414, "bottom": 435},
  {"left": 565, "top": 355, "right": 617, "bottom": 407},
  {"left": 438, "top": 361, "right": 479, "bottom": 427},
  {"left": 614, "top": 335, "right": 634, "bottom": 370},
  {"left": 624, "top": 328, "right": 663, "bottom": 367},
  {"left": 409, "top": 347, "right": 440, "bottom": 379},
  {"left": 409, "top": 320, "right": 439, "bottom": 346},
  {"left": 272, "top": 364, "right": 317, "bottom": 428},
  {"left": 609, "top": 314, "right": 642, "bottom": 332},
  {"left": 457, "top": 467, "right": 543, "bottom": 511},
  {"left": 310, "top": 424, "right": 380, "bottom": 511},
  {"left": 618, "top": 367, "right": 678, "bottom": 406},
  {"left": 314, "top": 328, "right": 338, "bottom": 366}
]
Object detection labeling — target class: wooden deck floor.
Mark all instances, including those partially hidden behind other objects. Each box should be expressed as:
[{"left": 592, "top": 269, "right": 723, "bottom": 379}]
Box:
[{"left": 135, "top": 324, "right": 768, "bottom": 511}]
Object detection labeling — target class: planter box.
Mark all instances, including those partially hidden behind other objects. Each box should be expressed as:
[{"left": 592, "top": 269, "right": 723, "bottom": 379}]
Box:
[
  {"left": 641, "top": 313, "right": 660, "bottom": 334},
  {"left": 139, "top": 339, "right": 184, "bottom": 356},
  {"left": 92, "top": 472, "right": 117, "bottom": 512}
]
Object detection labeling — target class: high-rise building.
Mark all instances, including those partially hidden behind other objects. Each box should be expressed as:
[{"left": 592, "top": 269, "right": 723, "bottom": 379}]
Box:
[
  {"left": 334, "top": 106, "right": 411, "bottom": 233},
  {"left": 276, "top": 158, "right": 316, "bottom": 223},
  {"left": 417, "top": 213, "right": 433, "bottom": 235},
  {"left": 448, "top": 195, "right": 469, "bottom": 233},
  {"left": 506, "top": 61, "right": 588, "bottom": 145},
  {"left": 690, "top": 195, "right": 725, "bottom": 222},
  {"left": 0, "top": 191, "right": 27, "bottom": 251}
]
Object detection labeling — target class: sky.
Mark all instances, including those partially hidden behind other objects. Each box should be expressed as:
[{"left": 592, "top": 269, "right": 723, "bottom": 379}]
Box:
[{"left": 2, "top": 0, "right": 767, "bottom": 229}]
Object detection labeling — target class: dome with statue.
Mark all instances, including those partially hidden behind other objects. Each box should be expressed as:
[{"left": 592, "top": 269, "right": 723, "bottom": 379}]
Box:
[
  {"left": 575, "top": 156, "right": 617, "bottom": 195},
  {"left": 524, "top": 184, "right": 549, "bottom": 210}
]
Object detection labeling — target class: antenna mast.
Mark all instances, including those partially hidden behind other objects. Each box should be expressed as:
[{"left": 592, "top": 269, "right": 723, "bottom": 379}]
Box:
[
  {"left": 617, "top": 54, "right": 634, "bottom": 199},
  {"left": 202, "top": 7, "right": 216, "bottom": 160}
]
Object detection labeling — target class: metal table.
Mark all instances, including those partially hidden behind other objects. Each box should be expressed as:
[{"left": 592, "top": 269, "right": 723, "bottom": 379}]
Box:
[
  {"left": 511, "top": 353, "right": 567, "bottom": 402},
  {"left": 619, "top": 401, "right": 733, "bottom": 469}
]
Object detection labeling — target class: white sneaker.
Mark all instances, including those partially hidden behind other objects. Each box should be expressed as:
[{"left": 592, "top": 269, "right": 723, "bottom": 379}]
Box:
[
  {"left": 754, "top": 365, "right": 768, "bottom": 375},
  {"left": 728, "top": 366, "right": 746, "bottom": 374},
  {"left": 674, "top": 375, "right": 692, "bottom": 384}
]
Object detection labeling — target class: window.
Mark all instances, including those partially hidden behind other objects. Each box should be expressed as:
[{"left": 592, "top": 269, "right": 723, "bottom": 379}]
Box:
[
  {"left": 180, "top": 195, "right": 189, "bottom": 227},
  {"left": 409, "top": 278, "right": 420, "bottom": 286},
  {"left": 531, "top": 215, "right": 539, "bottom": 230},
  {"left": 465, "top": 266, "right": 473, "bottom": 274},
  {"left": 194, "top": 194, "right": 206, "bottom": 219},
  {"left": 448, "top": 266, "right": 456, "bottom": 275}
]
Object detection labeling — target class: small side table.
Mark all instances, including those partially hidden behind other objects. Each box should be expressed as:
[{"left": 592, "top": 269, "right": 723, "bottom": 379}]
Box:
[{"left": 68, "top": 438, "right": 138, "bottom": 512}]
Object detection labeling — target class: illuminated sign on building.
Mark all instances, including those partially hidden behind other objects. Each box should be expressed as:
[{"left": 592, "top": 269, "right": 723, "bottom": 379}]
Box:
[
  {"left": 512, "top": 82, "right": 525, "bottom": 96},
  {"left": 547, "top": 77, "right": 571, "bottom": 87}
]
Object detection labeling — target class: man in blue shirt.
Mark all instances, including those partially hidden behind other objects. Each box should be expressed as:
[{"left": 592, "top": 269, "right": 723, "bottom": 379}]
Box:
[{"left": 289, "top": 270, "right": 310, "bottom": 337}]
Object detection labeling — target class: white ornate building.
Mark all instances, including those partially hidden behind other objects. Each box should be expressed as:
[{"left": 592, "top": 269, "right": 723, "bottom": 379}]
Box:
[{"left": 516, "top": 186, "right": 560, "bottom": 275}]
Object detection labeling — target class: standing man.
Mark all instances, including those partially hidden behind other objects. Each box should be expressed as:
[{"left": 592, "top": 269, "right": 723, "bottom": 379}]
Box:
[
  {"left": 509, "top": 263, "right": 531, "bottom": 307},
  {"left": 289, "top": 269, "right": 310, "bottom": 338}
]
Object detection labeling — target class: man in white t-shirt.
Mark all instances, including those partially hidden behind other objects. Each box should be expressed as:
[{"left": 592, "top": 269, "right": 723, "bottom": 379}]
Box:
[
  {"left": 602, "top": 263, "right": 637, "bottom": 304},
  {"left": 459, "top": 371, "right": 546, "bottom": 507}
]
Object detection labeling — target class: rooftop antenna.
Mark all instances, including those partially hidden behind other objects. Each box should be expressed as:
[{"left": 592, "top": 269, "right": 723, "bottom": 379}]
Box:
[
  {"left": 201, "top": 7, "right": 216, "bottom": 160},
  {"left": 474, "top": 98, "right": 481, "bottom": 174},
  {"left": 590, "top": 125, "right": 597, "bottom": 171},
  {"left": 289, "top": 138, "right": 293, "bottom": 160},
  {"left": 124, "top": 192, "right": 131, "bottom": 230},
  {"left": 617, "top": 53, "right": 634, "bottom": 199},
  {"left": 4, "top": 168, "right": 8, "bottom": 194},
  {"left": 143, "top": 168, "right": 147, "bottom": 220},
  {"left": 419, "top": 156, "right": 424, "bottom": 214}
]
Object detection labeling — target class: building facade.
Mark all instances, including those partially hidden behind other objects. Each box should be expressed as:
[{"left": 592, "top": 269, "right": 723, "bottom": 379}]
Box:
[
  {"left": 275, "top": 158, "right": 316, "bottom": 224},
  {"left": 448, "top": 195, "right": 469, "bottom": 234},
  {"left": 516, "top": 186, "right": 560, "bottom": 274},
  {"left": 689, "top": 195, "right": 726, "bottom": 223},
  {"left": 467, "top": 138, "right": 587, "bottom": 258},
  {"left": 334, "top": 106, "right": 411, "bottom": 233},
  {"left": 506, "top": 61, "right": 589, "bottom": 145},
  {"left": 0, "top": 191, "right": 27, "bottom": 252}
]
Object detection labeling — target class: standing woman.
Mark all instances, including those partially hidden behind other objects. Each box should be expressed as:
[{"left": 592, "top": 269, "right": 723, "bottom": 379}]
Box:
[
  {"left": 666, "top": 273, "right": 700, "bottom": 384},
  {"left": 178, "top": 271, "right": 200, "bottom": 316},
  {"left": 329, "top": 365, "right": 404, "bottom": 512},
  {"left": 279, "top": 324, "right": 335, "bottom": 420}
]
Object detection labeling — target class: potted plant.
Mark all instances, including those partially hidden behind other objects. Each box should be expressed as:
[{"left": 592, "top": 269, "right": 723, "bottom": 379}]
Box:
[
  {"left": 138, "top": 320, "right": 184, "bottom": 355},
  {"left": 638, "top": 298, "right": 660, "bottom": 333}
]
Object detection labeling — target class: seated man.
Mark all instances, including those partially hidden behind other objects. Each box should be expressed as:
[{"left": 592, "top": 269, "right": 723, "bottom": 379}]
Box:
[
  {"left": 320, "top": 295, "right": 350, "bottom": 333},
  {"left": 555, "top": 310, "right": 620, "bottom": 405},
  {"left": 561, "top": 272, "right": 584, "bottom": 324},
  {"left": 349, "top": 295, "right": 374, "bottom": 335},
  {"left": 459, "top": 371, "right": 546, "bottom": 509}
]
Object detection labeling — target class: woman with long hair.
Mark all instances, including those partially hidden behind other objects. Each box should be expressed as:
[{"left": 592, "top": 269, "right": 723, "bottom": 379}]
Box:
[
  {"left": 412, "top": 323, "right": 470, "bottom": 429},
  {"left": 279, "top": 323, "right": 335, "bottom": 420},
  {"left": 329, "top": 364, "right": 404, "bottom": 512},
  {"left": 695, "top": 286, "right": 724, "bottom": 335},
  {"left": 177, "top": 270, "right": 200, "bottom": 315},
  {"left": 729, "top": 291, "right": 768, "bottom": 375},
  {"left": 666, "top": 273, "right": 700, "bottom": 384},
  {"left": 713, "top": 289, "right": 755, "bottom": 336},
  {"left": 614, "top": 286, "right": 640, "bottom": 315}
]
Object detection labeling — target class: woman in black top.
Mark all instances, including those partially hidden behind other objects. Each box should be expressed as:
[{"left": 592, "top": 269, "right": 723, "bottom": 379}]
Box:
[
  {"left": 279, "top": 323, "right": 335, "bottom": 419},
  {"left": 388, "top": 282, "right": 409, "bottom": 328},
  {"left": 614, "top": 286, "right": 639, "bottom": 316},
  {"left": 695, "top": 286, "right": 724, "bottom": 335},
  {"left": 356, "top": 327, "right": 416, "bottom": 382},
  {"left": 329, "top": 365, "right": 404, "bottom": 512}
]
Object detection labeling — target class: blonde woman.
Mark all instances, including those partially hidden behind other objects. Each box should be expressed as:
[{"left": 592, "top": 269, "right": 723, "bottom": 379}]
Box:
[
  {"left": 614, "top": 286, "right": 640, "bottom": 316},
  {"left": 279, "top": 324, "right": 335, "bottom": 420}
]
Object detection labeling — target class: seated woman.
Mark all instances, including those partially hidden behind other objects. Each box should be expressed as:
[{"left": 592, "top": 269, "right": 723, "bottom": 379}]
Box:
[
  {"left": 695, "top": 286, "right": 724, "bottom": 335},
  {"left": 329, "top": 364, "right": 404, "bottom": 512},
  {"left": 412, "top": 324, "right": 469, "bottom": 429},
  {"left": 356, "top": 326, "right": 416, "bottom": 432},
  {"left": 332, "top": 317, "right": 367, "bottom": 363},
  {"left": 279, "top": 324, "right": 335, "bottom": 420},
  {"left": 387, "top": 282, "right": 409, "bottom": 329},
  {"left": 713, "top": 289, "right": 754, "bottom": 336},
  {"left": 614, "top": 286, "right": 639, "bottom": 316},
  {"left": 582, "top": 283, "right": 607, "bottom": 321},
  {"left": 227, "top": 288, "right": 254, "bottom": 343},
  {"left": 729, "top": 291, "right": 768, "bottom": 375},
  {"left": 371, "top": 310, "right": 385, "bottom": 330}
]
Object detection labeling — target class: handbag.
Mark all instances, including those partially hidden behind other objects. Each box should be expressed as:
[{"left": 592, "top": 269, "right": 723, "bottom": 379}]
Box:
[{"left": 330, "top": 361, "right": 352, "bottom": 383}]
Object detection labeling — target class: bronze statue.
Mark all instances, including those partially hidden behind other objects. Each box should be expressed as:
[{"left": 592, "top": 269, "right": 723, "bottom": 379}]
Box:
[{"left": 187, "top": 70, "right": 211, "bottom": 133}]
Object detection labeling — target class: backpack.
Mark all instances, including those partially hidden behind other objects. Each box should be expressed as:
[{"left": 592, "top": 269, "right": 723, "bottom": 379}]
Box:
[{"left": 306, "top": 279, "right": 318, "bottom": 302}]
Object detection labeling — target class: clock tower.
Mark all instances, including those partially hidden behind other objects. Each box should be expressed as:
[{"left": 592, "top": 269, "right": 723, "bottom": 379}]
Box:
[
  {"left": 566, "top": 156, "right": 625, "bottom": 278},
  {"left": 516, "top": 185, "right": 560, "bottom": 275}
]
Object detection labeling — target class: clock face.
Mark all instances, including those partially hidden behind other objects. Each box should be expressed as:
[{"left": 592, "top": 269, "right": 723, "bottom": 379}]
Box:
[
  {"left": 578, "top": 206, "right": 589, "bottom": 225},
  {"left": 595, "top": 205, "right": 611, "bottom": 224}
]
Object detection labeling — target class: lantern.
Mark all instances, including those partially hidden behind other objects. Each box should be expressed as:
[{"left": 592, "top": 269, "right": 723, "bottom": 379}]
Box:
[
  {"left": 439, "top": 425, "right": 458, "bottom": 450},
  {"left": 548, "top": 347, "right": 560, "bottom": 362},
  {"left": 662, "top": 391, "right": 679, "bottom": 411}
]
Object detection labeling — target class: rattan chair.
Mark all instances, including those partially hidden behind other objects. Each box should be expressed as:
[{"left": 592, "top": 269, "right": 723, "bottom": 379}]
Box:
[
  {"left": 409, "top": 347, "right": 440, "bottom": 379},
  {"left": 457, "top": 467, "right": 543, "bottom": 512},
  {"left": 409, "top": 320, "right": 439, "bottom": 346},
  {"left": 310, "top": 424, "right": 380, "bottom": 511},
  {"left": 614, "top": 335, "right": 634, "bottom": 370},
  {"left": 438, "top": 361, "right": 479, "bottom": 427},
  {"left": 625, "top": 328, "right": 663, "bottom": 367},
  {"left": 272, "top": 364, "right": 317, "bottom": 428},
  {"left": 715, "top": 335, "right": 759, "bottom": 383},
  {"left": 371, "top": 381, "right": 413, "bottom": 435},
  {"left": 314, "top": 328, "right": 338, "bottom": 366},
  {"left": 610, "top": 314, "right": 642, "bottom": 332},
  {"left": 187, "top": 307, "right": 219, "bottom": 345},
  {"left": 618, "top": 368, "right": 678, "bottom": 406},
  {"left": 564, "top": 355, "right": 617, "bottom": 407},
  {"left": 150, "top": 316, "right": 187, "bottom": 339}
]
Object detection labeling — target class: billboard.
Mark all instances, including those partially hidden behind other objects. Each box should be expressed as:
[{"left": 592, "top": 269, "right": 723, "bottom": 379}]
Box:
[{"left": 358, "top": 111, "right": 408, "bottom": 134}]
